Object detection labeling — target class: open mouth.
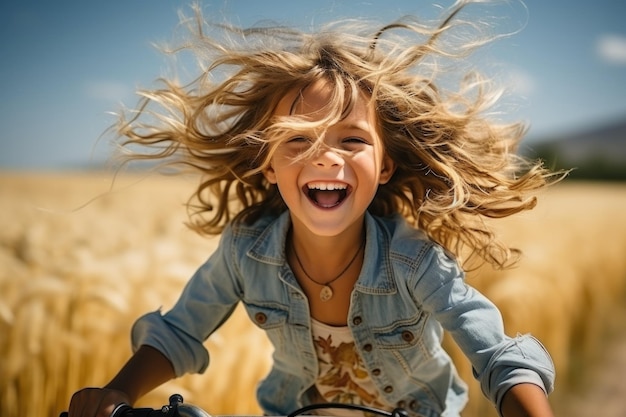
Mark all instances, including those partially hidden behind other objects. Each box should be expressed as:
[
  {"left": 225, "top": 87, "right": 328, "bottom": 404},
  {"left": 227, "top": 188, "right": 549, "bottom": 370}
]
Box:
[{"left": 304, "top": 182, "right": 350, "bottom": 208}]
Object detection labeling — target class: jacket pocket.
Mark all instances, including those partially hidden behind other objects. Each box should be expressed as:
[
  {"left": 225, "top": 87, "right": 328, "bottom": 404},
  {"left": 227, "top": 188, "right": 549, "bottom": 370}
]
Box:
[
  {"left": 371, "top": 310, "right": 428, "bottom": 350},
  {"left": 245, "top": 302, "right": 289, "bottom": 330}
]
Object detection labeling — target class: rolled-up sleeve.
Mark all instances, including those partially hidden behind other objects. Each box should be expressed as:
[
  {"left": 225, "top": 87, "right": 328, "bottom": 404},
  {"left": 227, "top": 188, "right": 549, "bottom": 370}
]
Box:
[
  {"left": 413, "top": 244, "right": 555, "bottom": 413},
  {"left": 475, "top": 334, "right": 555, "bottom": 414},
  {"left": 131, "top": 225, "right": 242, "bottom": 377},
  {"left": 131, "top": 309, "right": 213, "bottom": 376}
]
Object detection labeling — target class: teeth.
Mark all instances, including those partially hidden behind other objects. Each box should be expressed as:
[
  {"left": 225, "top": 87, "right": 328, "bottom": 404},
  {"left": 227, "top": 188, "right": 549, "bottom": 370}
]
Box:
[{"left": 307, "top": 182, "right": 347, "bottom": 191}]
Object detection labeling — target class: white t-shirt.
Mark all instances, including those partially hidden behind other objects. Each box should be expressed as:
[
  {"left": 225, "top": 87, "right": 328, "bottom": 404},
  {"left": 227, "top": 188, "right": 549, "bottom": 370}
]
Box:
[{"left": 310, "top": 318, "right": 393, "bottom": 417}]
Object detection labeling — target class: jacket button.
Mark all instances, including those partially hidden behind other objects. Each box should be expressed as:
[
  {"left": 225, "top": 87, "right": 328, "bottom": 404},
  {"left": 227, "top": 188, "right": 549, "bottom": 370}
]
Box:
[
  {"left": 353, "top": 316, "right": 362, "bottom": 325},
  {"left": 363, "top": 343, "right": 373, "bottom": 352},
  {"left": 371, "top": 368, "right": 381, "bottom": 376},
  {"left": 401, "top": 331, "right": 414, "bottom": 342},
  {"left": 397, "top": 400, "right": 406, "bottom": 408},
  {"left": 254, "top": 312, "right": 267, "bottom": 324},
  {"left": 409, "top": 400, "right": 418, "bottom": 410},
  {"left": 384, "top": 385, "right": 393, "bottom": 393}
]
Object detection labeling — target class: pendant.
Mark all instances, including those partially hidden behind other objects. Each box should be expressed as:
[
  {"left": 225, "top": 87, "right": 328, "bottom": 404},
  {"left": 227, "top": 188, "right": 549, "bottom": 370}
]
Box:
[{"left": 319, "top": 285, "right": 333, "bottom": 302}]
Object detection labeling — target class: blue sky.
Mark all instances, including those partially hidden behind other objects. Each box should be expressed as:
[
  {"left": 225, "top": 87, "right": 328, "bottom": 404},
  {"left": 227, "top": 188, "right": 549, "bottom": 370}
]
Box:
[{"left": 1, "top": 0, "right": 625, "bottom": 170}]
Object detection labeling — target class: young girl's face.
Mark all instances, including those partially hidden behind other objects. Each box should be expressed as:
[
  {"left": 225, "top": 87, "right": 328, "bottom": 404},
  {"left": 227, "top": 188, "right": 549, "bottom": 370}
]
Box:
[{"left": 263, "top": 80, "right": 395, "bottom": 238}]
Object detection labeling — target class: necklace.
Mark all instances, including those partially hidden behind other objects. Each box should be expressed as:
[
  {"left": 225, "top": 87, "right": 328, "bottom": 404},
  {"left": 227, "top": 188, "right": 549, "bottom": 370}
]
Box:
[{"left": 291, "top": 237, "right": 365, "bottom": 302}]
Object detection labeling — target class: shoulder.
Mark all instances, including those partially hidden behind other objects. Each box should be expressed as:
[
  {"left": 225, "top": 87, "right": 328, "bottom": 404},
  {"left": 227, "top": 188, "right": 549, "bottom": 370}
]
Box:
[
  {"left": 226, "top": 211, "right": 286, "bottom": 240},
  {"left": 223, "top": 211, "right": 290, "bottom": 265},
  {"left": 200, "top": 213, "right": 287, "bottom": 282},
  {"left": 370, "top": 213, "right": 462, "bottom": 281},
  {"left": 371, "top": 213, "right": 440, "bottom": 259}
]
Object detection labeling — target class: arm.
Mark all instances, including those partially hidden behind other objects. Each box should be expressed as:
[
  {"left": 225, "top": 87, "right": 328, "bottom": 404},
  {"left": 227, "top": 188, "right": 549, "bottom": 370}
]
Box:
[
  {"left": 68, "top": 225, "right": 243, "bottom": 417},
  {"left": 411, "top": 246, "right": 555, "bottom": 413},
  {"left": 68, "top": 345, "right": 175, "bottom": 417},
  {"left": 500, "top": 383, "right": 554, "bottom": 417},
  {"left": 105, "top": 344, "right": 176, "bottom": 404}
]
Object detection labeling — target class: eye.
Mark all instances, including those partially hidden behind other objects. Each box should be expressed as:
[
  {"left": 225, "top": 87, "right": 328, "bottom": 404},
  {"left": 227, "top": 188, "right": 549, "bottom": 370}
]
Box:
[
  {"left": 287, "top": 136, "right": 312, "bottom": 144},
  {"left": 343, "top": 136, "right": 369, "bottom": 144},
  {"left": 341, "top": 136, "right": 372, "bottom": 152}
]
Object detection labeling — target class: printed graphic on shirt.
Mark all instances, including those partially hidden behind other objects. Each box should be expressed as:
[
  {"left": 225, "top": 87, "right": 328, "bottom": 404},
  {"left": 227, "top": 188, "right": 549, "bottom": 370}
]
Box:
[{"left": 312, "top": 322, "right": 387, "bottom": 411}]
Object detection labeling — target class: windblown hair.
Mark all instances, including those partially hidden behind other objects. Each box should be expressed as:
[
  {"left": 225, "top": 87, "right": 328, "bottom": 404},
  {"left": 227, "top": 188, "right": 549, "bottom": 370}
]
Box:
[{"left": 114, "top": 0, "right": 561, "bottom": 269}]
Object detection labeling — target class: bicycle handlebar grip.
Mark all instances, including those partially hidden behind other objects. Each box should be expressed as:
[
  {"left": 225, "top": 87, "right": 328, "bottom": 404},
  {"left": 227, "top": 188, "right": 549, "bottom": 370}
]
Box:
[
  {"left": 58, "top": 403, "right": 133, "bottom": 417},
  {"left": 111, "top": 403, "right": 133, "bottom": 417}
]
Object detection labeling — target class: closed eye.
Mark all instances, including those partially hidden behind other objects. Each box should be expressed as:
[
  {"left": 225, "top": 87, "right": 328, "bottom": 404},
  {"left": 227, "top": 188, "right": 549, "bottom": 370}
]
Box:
[
  {"left": 341, "top": 137, "right": 372, "bottom": 152},
  {"left": 286, "top": 136, "right": 313, "bottom": 144},
  {"left": 343, "top": 136, "right": 369, "bottom": 144}
]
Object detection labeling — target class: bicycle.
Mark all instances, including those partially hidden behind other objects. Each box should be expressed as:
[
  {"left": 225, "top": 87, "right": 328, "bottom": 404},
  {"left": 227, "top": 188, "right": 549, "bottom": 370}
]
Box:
[{"left": 59, "top": 393, "right": 410, "bottom": 417}]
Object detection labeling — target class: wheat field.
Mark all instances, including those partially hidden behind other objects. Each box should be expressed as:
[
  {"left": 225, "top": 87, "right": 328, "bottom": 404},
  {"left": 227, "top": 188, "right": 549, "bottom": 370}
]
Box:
[{"left": 1, "top": 172, "right": 625, "bottom": 417}]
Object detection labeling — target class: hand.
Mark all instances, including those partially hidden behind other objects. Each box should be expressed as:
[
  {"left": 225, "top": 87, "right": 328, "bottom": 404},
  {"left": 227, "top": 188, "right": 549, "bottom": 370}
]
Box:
[{"left": 68, "top": 387, "right": 131, "bottom": 417}]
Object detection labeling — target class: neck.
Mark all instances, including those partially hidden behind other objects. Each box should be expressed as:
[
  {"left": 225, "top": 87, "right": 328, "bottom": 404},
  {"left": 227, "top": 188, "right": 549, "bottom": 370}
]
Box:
[
  {"left": 288, "top": 220, "right": 366, "bottom": 282},
  {"left": 290, "top": 223, "right": 365, "bottom": 261}
]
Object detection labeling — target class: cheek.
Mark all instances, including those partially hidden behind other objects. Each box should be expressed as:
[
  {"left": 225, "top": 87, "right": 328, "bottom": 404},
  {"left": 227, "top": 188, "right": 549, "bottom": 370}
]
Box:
[
  {"left": 352, "top": 151, "right": 382, "bottom": 177},
  {"left": 270, "top": 158, "right": 303, "bottom": 190}
]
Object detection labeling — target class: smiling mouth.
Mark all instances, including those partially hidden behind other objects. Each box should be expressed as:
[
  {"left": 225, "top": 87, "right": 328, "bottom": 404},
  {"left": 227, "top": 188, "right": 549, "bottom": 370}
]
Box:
[{"left": 305, "top": 182, "right": 350, "bottom": 208}]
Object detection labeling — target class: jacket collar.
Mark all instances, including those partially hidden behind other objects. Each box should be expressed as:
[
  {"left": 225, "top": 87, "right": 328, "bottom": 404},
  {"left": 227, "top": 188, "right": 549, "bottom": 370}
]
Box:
[{"left": 247, "top": 211, "right": 397, "bottom": 294}]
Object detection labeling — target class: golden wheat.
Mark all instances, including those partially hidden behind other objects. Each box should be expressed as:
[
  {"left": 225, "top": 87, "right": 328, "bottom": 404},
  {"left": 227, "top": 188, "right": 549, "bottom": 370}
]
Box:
[{"left": 1, "top": 172, "right": 625, "bottom": 417}]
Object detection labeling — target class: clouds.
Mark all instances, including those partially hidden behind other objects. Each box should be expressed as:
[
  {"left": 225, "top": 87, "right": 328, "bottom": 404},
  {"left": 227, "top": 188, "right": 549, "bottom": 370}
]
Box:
[
  {"left": 597, "top": 34, "right": 626, "bottom": 65},
  {"left": 505, "top": 67, "right": 536, "bottom": 97},
  {"left": 84, "top": 80, "right": 132, "bottom": 103}
]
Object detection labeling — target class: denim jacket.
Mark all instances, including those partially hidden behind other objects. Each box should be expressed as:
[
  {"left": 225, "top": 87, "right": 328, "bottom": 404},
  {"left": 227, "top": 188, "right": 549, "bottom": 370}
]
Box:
[{"left": 132, "top": 211, "right": 555, "bottom": 417}]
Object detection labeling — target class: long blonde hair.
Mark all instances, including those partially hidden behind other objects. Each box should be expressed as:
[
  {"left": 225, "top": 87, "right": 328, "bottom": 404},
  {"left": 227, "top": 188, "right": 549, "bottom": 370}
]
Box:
[{"left": 113, "top": 1, "right": 561, "bottom": 269}]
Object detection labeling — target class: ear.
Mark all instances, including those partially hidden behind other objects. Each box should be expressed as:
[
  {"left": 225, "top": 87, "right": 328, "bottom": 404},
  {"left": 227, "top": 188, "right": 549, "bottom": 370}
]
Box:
[
  {"left": 378, "top": 154, "right": 396, "bottom": 185},
  {"left": 263, "top": 163, "right": 278, "bottom": 184}
]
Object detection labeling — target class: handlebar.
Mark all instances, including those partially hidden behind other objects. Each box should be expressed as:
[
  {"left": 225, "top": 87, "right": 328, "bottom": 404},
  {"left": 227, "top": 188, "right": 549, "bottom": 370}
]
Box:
[
  {"left": 59, "top": 394, "right": 211, "bottom": 417},
  {"left": 60, "top": 393, "right": 409, "bottom": 417}
]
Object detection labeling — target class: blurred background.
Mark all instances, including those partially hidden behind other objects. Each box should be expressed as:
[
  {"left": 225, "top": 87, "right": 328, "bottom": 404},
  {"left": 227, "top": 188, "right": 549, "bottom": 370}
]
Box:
[{"left": 1, "top": 1, "right": 625, "bottom": 417}]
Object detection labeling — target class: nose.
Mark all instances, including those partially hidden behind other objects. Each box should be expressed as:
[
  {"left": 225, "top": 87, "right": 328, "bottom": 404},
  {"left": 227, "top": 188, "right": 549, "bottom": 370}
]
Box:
[{"left": 312, "top": 145, "right": 344, "bottom": 168}]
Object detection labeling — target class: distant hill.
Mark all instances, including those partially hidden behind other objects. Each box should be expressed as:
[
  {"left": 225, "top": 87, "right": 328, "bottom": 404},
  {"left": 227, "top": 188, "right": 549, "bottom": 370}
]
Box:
[{"left": 521, "top": 118, "right": 626, "bottom": 181}]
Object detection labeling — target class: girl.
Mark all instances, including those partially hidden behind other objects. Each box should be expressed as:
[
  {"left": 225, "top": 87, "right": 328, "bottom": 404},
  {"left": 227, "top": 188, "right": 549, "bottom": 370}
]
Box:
[{"left": 68, "top": 2, "right": 559, "bottom": 416}]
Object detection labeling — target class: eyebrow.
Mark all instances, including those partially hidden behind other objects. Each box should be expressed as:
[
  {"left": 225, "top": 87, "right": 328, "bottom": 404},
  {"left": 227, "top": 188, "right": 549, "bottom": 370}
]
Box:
[{"left": 339, "top": 122, "right": 373, "bottom": 133}]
